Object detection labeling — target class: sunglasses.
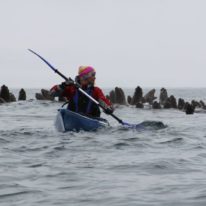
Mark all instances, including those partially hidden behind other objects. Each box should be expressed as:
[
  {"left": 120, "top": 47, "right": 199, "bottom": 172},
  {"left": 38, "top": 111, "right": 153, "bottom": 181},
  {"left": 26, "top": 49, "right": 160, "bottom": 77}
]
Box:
[{"left": 81, "top": 72, "right": 96, "bottom": 80}]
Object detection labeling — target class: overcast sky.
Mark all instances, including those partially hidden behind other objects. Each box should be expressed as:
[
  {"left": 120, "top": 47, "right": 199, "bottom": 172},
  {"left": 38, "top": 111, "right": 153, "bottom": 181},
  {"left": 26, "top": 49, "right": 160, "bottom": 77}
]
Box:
[{"left": 1, "top": 0, "right": 206, "bottom": 88}]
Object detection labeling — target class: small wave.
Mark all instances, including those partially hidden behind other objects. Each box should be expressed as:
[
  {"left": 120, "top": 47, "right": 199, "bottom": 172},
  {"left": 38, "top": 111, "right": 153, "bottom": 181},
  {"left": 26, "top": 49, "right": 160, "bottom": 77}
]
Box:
[
  {"left": 192, "top": 145, "right": 205, "bottom": 150},
  {"left": 0, "top": 130, "right": 33, "bottom": 138},
  {"left": 28, "top": 163, "right": 44, "bottom": 168},
  {"left": 109, "top": 164, "right": 139, "bottom": 170},
  {"left": 194, "top": 194, "right": 206, "bottom": 200},
  {"left": 0, "top": 190, "right": 39, "bottom": 198},
  {"left": 113, "top": 142, "right": 130, "bottom": 149},
  {"left": 0, "top": 138, "right": 10, "bottom": 144},
  {"left": 153, "top": 163, "right": 168, "bottom": 169},
  {"left": 53, "top": 145, "right": 66, "bottom": 151},
  {"left": 123, "top": 137, "right": 140, "bottom": 142},
  {"left": 11, "top": 145, "right": 49, "bottom": 153},
  {"left": 0, "top": 128, "right": 55, "bottom": 140},
  {"left": 197, "top": 153, "right": 206, "bottom": 158},
  {"left": 141, "top": 161, "right": 173, "bottom": 174},
  {"left": 160, "top": 137, "right": 184, "bottom": 144}
]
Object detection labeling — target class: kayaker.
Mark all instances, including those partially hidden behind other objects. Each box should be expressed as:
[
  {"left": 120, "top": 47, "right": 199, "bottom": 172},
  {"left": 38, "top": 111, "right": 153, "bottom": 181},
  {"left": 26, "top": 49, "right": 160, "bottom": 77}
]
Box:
[{"left": 50, "top": 66, "right": 114, "bottom": 118}]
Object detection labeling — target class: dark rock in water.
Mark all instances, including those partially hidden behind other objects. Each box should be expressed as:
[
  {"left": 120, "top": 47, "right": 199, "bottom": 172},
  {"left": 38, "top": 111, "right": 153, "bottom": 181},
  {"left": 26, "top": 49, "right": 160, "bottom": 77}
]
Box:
[
  {"left": 114, "top": 87, "right": 126, "bottom": 105},
  {"left": 109, "top": 90, "right": 116, "bottom": 104},
  {"left": 0, "top": 85, "right": 10, "bottom": 102},
  {"left": 127, "top": 96, "right": 132, "bottom": 105},
  {"left": 163, "top": 98, "right": 171, "bottom": 109},
  {"left": 191, "top": 100, "right": 201, "bottom": 108},
  {"left": 0, "top": 85, "right": 16, "bottom": 103},
  {"left": 169, "top": 95, "right": 177, "bottom": 108},
  {"left": 178, "top": 98, "right": 185, "bottom": 110},
  {"left": 41, "top": 89, "right": 54, "bottom": 101},
  {"left": 10, "top": 93, "right": 16, "bottom": 102},
  {"left": 143, "top": 89, "right": 156, "bottom": 104},
  {"left": 0, "top": 97, "right": 6, "bottom": 103},
  {"left": 163, "top": 96, "right": 177, "bottom": 109},
  {"left": 152, "top": 101, "right": 161, "bottom": 109},
  {"left": 108, "top": 87, "right": 126, "bottom": 105},
  {"left": 159, "top": 88, "right": 168, "bottom": 105},
  {"left": 136, "top": 102, "right": 144, "bottom": 108},
  {"left": 184, "top": 102, "right": 194, "bottom": 115},
  {"left": 35, "top": 93, "right": 45, "bottom": 100},
  {"left": 130, "top": 86, "right": 143, "bottom": 105},
  {"left": 35, "top": 89, "right": 55, "bottom": 100},
  {"left": 18, "top": 88, "right": 26, "bottom": 101},
  {"left": 199, "top": 100, "right": 206, "bottom": 109}
]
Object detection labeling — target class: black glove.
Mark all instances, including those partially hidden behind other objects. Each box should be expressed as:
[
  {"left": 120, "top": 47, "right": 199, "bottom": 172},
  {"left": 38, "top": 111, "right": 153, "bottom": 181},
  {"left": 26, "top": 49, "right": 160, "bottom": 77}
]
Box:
[
  {"left": 49, "top": 89, "right": 57, "bottom": 97},
  {"left": 60, "top": 78, "right": 74, "bottom": 89},
  {"left": 104, "top": 107, "right": 113, "bottom": 115}
]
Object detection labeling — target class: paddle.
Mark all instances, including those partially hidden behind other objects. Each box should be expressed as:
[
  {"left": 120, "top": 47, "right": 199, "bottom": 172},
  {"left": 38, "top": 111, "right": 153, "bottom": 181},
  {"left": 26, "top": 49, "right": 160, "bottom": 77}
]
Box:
[{"left": 28, "top": 49, "right": 137, "bottom": 127}]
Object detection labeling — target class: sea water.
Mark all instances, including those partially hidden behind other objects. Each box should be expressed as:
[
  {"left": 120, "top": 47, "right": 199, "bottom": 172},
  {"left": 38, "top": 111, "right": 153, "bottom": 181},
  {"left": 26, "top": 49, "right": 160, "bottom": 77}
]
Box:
[{"left": 0, "top": 88, "right": 206, "bottom": 206}]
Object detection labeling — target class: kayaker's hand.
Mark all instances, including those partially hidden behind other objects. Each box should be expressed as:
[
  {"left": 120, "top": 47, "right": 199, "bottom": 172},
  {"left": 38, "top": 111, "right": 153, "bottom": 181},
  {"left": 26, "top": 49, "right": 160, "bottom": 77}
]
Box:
[
  {"left": 104, "top": 107, "right": 113, "bottom": 115},
  {"left": 49, "top": 90, "right": 56, "bottom": 97},
  {"left": 60, "top": 78, "right": 74, "bottom": 89},
  {"left": 49, "top": 85, "right": 60, "bottom": 97}
]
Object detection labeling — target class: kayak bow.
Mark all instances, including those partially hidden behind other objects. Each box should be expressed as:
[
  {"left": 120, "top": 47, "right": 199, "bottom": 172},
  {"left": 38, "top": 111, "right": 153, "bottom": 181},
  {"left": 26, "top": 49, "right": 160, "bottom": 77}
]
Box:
[{"left": 55, "top": 109, "right": 109, "bottom": 132}]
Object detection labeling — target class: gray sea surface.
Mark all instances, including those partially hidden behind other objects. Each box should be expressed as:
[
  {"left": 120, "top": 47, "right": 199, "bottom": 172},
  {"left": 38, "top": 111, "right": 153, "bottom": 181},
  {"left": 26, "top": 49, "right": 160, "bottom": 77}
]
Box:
[{"left": 1, "top": 88, "right": 206, "bottom": 206}]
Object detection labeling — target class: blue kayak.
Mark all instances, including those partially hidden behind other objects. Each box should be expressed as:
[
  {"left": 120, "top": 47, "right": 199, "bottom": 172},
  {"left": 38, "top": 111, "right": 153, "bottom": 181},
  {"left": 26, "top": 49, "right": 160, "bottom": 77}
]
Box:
[
  {"left": 55, "top": 109, "right": 166, "bottom": 132},
  {"left": 55, "top": 109, "right": 109, "bottom": 132}
]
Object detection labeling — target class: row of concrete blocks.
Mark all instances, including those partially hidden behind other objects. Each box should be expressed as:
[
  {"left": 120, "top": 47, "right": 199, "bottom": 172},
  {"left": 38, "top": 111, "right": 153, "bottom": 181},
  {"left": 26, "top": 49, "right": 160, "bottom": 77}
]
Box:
[
  {"left": 35, "top": 86, "right": 205, "bottom": 114},
  {"left": 1, "top": 85, "right": 203, "bottom": 115},
  {"left": 107, "top": 87, "right": 202, "bottom": 114}
]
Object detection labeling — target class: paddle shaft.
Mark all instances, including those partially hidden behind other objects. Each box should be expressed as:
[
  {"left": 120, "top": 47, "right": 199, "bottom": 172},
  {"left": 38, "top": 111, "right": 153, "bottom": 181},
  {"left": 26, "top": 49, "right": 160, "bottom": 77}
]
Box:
[
  {"left": 28, "top": 49, "right": 124, "bottom": 124},
  {"left": 78, "top": 87, "right": 123, "bottom": 124}
]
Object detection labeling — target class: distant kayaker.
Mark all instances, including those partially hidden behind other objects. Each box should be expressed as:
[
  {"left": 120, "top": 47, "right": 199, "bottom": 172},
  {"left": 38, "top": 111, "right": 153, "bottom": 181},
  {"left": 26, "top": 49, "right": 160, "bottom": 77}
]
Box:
[{"left": 50, "top": 66, "right": 114, "bottom": 118}]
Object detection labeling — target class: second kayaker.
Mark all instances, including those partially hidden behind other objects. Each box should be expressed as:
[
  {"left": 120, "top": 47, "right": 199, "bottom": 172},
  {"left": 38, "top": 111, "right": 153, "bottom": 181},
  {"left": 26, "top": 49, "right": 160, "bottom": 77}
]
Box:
[{"left": 50, "top": 66, "right": 114, "bottom": 118}]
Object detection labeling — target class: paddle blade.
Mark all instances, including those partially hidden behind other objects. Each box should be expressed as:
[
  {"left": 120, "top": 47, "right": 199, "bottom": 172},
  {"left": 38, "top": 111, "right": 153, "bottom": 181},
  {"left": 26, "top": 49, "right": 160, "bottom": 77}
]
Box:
[
  {"left": 122, "top": 121, "right": 167, "bottom": 130},
  {"left": 28, "top": 49, "right": 57, "bottom": 72}
]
